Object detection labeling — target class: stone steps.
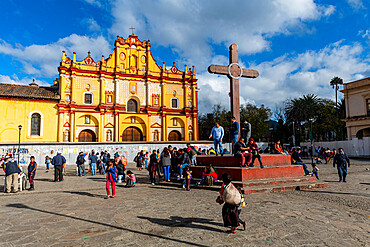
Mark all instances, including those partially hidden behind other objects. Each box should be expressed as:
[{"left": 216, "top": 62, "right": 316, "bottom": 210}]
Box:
[{"left": 197, "top": 154, "right": 291, "bottom": 167}]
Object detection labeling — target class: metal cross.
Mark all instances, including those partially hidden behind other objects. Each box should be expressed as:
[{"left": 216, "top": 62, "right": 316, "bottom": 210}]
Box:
[
  {"left": 129, "top": 26, "right": 135, "bottom": 35},
  {"left": 208, "top": 43, "right": 259, "bottom": 136}
]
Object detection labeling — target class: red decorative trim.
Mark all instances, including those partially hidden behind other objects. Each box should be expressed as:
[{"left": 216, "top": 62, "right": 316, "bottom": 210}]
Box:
[
  {"left": 104, "top": 123, "right": 114, "bottom": 128},
  {"left": 63, "top": 122, "right": 70, "bottom": 127},
  {"left": 150, "top": 123, "right": 162, "bottom": 128}
]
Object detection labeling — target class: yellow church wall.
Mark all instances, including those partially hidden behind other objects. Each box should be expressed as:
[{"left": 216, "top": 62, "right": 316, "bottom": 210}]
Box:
[{"left": 0, "top": 98, "right": 58, "bottom": 143}]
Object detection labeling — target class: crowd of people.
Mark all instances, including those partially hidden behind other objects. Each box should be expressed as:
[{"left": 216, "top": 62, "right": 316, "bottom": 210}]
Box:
[{"left": 0, "top": 117, "right": 352, "bottom": 233}]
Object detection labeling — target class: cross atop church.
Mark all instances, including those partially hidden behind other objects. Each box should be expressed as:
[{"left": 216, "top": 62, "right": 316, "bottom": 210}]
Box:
[
  {"left": 208, "top": 43, "right": 259, "bottom": 135},
  {"left": 129, "top": 26, "right": 135, "bottom": 35}
]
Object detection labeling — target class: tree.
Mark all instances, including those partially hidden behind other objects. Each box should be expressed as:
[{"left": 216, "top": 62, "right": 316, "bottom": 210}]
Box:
[
  {"left": 198, "top": 103, "right": 271, "bottom": 141},
  {"left": 240, "top": 103, "right": 271, "bottom": 141},
  {"left": 329, "top": 76, "right": 343, "bottom": 115}
]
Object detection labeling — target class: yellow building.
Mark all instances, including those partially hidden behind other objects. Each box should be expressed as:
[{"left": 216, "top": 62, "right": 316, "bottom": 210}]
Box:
[{"left": 0, "top": 34, "right": 199, "bottom": 143}]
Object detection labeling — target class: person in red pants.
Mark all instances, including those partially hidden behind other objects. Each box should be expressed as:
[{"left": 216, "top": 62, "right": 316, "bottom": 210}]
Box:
[
  {"left": 105, "top": 161, "right": 117, "bottom": 199},
  {"left": 234, "top": 137, "right": 252, "bottom": 167}
]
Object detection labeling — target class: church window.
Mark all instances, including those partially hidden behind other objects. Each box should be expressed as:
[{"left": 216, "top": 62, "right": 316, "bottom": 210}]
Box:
[
  {"left": 107, "top": 95, "right": 113, "bottom": 103},
  {"left": 65, "top": 94, "right": 71, "bottom": 102},
  {"left": 127, "top": 99, "right": 138, "bottom": 112},
  {"left": 85, "top": 115, "right": 91, "bottom": 124},
  {"left": 84, "top": 93, "right": 93, "bottom": 104},
  {"left": 120, "top": 64, "right": 125, "bottom": 70},
  {"left": 106, "top": 130, "right": 112, "bottom": 142},
  {"left": 141, "top": 55, "right": 146, "bottom": 62},
  {"left": 154, "top": 97, "right": 158, "bottom": 105},
  {"left": 171, "top": 98, "right": 179, "bottom": 109},
  {"left": 153, "top": 130, "right": 159, "bottom": 141},
  {"left": 63, "top": 130, "right": 70, "bottom": 142},
  {"left": 189, "top": 132, "right": 193, "bottom": 141},
  {"left": 173, "top": 118, "right": 177, "bottom": 126},
  {"left": 120, "top": 52, "right": 125, "bottom": 60},
  {"left": 131, "top": 117, "right": 135, "bottom": 123},
  {"left": 31, "top": 113, "right": 41, "bottom": 136}
]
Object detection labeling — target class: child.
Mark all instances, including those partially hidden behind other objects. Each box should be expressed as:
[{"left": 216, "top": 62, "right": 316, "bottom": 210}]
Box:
[
  {"left": 148, "top": 151, "right": 158, "bottom": 185},
  {"left": 237, "top": 187, "right": 247, "bottom": 231},
  {"left": 105, "top": 161, "right": 117, "bottom": 199},
  {"left": 28, "top": 156, "right": 37, "bottom": 191},
  {"left": 184, "top": 166, "right": 192, "bottom": 191},
  {"left": 126, "top": 170, "right": 136, "bottom": 187},
  {"left": 312, "top": 164, "right": 319, "bottom": 179}
]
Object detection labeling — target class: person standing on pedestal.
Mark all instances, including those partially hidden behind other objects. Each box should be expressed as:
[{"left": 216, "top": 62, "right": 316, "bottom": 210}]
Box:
[
  {"left": 51, "top": 152, "right": 66, "bottom": 182},
  {"left": 230, "top": 117, "right": 239, "bottom": 154},
  {"left": 333, "top": 148, "right": 350, "bottom": 182},
  {"left": 209, "top": 122, "right": 224, "bottom": 156},
  {"left": 241, "top": 120, "right": 251, "bottom": 145}
]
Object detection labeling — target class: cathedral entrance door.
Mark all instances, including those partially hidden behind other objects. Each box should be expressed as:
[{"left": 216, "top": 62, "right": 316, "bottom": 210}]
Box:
[
  {"left": 168, "top": 130, "right": 181, "bottom": 141},
  {"left": 122, "top": 127, "right": 143, "bottom": 141},
  {"left": 78, "top": 129, "right": 97, "bottom": 142}
]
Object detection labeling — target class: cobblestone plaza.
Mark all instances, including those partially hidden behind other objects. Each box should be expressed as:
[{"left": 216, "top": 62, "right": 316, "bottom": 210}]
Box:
[{"left": 0, "top": 159, "right": 369, "bottom": 246}]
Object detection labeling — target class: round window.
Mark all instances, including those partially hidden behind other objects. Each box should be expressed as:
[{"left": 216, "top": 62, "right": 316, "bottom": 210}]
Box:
[{"left": 120, "top": 52, "right": 126, "bottom": 60}]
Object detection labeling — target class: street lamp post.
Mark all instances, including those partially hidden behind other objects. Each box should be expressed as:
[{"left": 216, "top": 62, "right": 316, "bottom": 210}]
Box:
[
  {"left": 292, "top": 122, "right": 296, "bottom": 147},
  {"left": 18, "top": 125, "right": 22, "bottom": 165},
  {"left": 308, "top": 119, "right": 313, "bottom": 166}
]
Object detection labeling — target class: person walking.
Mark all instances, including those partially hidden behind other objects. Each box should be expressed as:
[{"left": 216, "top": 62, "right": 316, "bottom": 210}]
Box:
[
  {"left": 216, "top": 173, "right": 241, "bottom": 234},
  {"left": 105, "top": 160, "right": 117, "bottom": 199},
  {"left": 89, "top": 151, "right": 98, "bottom": 176},
  {"left": 51, "top": 152, "right": 66, "bottom": 182},
  {"left": 76, "top": 152, "right": 87, "bottom": 176},
  {"left": 4, "top": 157, "right": 21, "bottom": 193},
  {"left": 45, "top": 155, "right": 51, "bottom": 172},
  {"left": 209, "top": 122, "right": 224, "bottom": 156},
  {"left": 160, "top": 147, "right": 172, "bottom": 182},
  {"left": 148, "top": 150, "right": 158, "bottom": 185},
  {"left": 230, "top": 117, "right": 239, "bottom": 154},
  {"left": 333, "top": 148, "right": 350, "bottom": 182},
  {"left": 27, "top": 156, "right": 37, "bottom": 191},
  {"left": 241, "top": 120, "right": 251, "bottom": 144}
]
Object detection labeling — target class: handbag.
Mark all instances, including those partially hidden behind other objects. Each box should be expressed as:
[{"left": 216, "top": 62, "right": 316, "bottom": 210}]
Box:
[{"left": 222, "top": 183, "right": 242, "bottom": 205}]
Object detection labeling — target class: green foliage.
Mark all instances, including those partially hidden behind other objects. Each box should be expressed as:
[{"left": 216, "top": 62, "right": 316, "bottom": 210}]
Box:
[{"left": 198, "top": 103, "right": 271, "bottom": 141}]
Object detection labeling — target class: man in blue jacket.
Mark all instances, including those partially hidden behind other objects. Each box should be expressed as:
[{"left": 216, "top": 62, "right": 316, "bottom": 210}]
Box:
[
  {"left": 52, "top": 152, "right": 66, "bottom": 182},
  {"left": 209, "top": 122, "right": 224, "bottom": 156},
  {"left": 4, "top": 157, "right": 22, "bottom": 193},
  {"left": 230, "top": 116, "right": 239, "bottom": 154},
  {"left": 333, "top": 148, "right": 350, "bottom": 182}
]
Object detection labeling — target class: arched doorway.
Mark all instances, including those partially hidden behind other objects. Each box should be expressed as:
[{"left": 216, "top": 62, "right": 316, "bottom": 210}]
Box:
[
  {"left": 168, "top": 130, "right": 181, "bottom": 141},
  {"left": 122, "top": 127, "right": 143, "bottom": 141},
  {"left": 127, "top": 99, "right": 138, "bottom": 112},
  {"left": 78, "top": 129, "right": 97, "bottom": 142}
]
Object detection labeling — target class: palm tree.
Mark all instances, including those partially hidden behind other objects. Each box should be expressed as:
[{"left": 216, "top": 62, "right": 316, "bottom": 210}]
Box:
[{"left": 329, "top": 76, "right": 343, "bottom": 114}]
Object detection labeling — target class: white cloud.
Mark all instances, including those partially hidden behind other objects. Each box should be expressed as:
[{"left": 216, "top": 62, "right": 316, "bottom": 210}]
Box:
[
  {"left": 346, "top": 0, "right": 365, "bottom": 9},
  {"left": 0, "top": 34, "right": 111, "bottom": 77},
  {"left": 82, "top": 18, "right": 101, "bottom": 31},
  {"left": 197, "top": 41, "right": 370, "bottom": 112},
  {"left": 82, "top": 0, "right": 102, "bottom": 7},
  {"left": 109, "top": 0, "right": 335, "bottom": 69},
  {"left": 0, "top": 74, "right": 50, "bottom": 86}
]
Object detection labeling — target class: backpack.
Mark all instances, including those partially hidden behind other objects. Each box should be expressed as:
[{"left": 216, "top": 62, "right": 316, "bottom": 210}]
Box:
[
  {"left": 222, "top": 183, "right": 242, "bottom": 205},
  {"left": 204, "top": 175, "right": 213, "bottom": 186},
  {"left": 77, "top": 155, "right": 85, "bottom": 165},
  {"left": 189, "top": 148, "right": 197, "bottom": 157}
]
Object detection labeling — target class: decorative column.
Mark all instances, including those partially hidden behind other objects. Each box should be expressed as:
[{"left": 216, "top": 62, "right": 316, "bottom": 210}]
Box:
[
  {"left": 58, "top": 111, "right": 64, "bottom": 142},
  {"left": 183, "top": 84, "right": 188, "bottom": 108},
  {"left": 99, "top": 111, "right": 104, "bottom": 142},
  {"left": 162, "top": 114, "right": 167, "bottom": 141},
  {"left": 114, "top": 112, "right": 119, "bottom": 142},
  {"left": 100, "top": 78, "right": 105, "bottom": 104},
  {"left": 146, "top": 115, "right": 151, "bottom": 141},
  {"left": 71, "top": 111, "right": 76, "bottom": 142}
]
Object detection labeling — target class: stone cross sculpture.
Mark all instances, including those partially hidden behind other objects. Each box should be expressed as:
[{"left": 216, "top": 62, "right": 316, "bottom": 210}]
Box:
[{"left": 208, "top": 43, "right": 259, "bottom": 136}]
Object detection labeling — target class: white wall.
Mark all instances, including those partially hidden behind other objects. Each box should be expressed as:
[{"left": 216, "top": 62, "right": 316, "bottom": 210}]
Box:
[{"left": 301, "top": 137, "right": 370, "bottom": 157}]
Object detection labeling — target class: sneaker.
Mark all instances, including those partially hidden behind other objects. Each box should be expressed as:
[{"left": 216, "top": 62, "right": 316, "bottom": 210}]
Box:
[
  {"left": 260, "top": 165, "right": 264, "bottom": 168},
  {"left": 180, "top": 175, "right": 184, "bottom": 179},
  {"left": 182, "top": 184, "right": 186, "bottom": 189},
  {"left": 177, "top": 176, "right": 181, "bottom": 181},
  {"left": 242, "top": 222, "right": 246, "bottom": 231},
  {"left": 151, "top": 183, "right": 155, "bottom": 185},
  {"left": 104, "top": 196, "right": 110, "bottom": 199},
  {"left": 186, "top": 189, "right": 191, "bottom": 191}
]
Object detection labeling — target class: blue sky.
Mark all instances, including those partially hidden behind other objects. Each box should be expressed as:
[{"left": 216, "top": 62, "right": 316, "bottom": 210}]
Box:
[{"left": 0, "top": 0, "right": 368, "bottom": 112}]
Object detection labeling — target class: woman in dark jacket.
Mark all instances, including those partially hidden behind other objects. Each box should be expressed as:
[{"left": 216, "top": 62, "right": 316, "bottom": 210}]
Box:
[{"left": 160, "top": 147, "right": 172, "bottom": 182}]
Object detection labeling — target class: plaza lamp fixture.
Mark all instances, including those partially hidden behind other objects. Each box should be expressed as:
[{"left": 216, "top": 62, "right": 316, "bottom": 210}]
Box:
[
  {"left": 308, "top": 119, "right": 313, "bottom": 166},
  {"left": 18, "top": 125, "right": 22, "bottom": 165}
]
